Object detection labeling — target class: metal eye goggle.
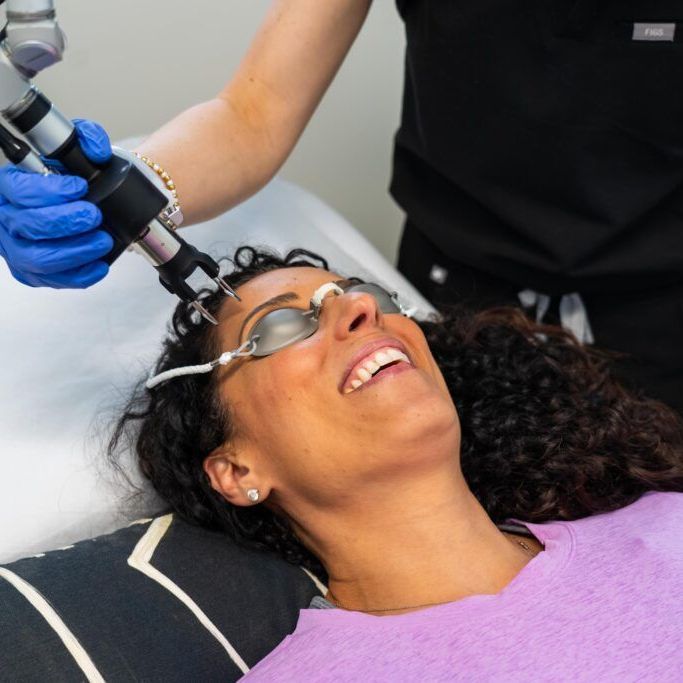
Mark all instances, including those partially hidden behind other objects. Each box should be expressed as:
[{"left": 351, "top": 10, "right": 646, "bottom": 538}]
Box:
[
  {"left": 146, "top": 280, "right": 413, "bottom": 389},
  {"left": 247, "top": 281, "right": 408, "bottom": 357}
]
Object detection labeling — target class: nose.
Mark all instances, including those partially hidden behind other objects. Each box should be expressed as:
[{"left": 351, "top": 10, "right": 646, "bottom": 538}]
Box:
[{"left": 325, "top": 290, "right": 383, "bottom": 339}]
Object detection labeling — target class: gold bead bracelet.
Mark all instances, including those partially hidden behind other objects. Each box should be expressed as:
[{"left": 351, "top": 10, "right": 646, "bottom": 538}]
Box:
[{"left": 134, "top": 152, "right": 182, "bottom": 224}]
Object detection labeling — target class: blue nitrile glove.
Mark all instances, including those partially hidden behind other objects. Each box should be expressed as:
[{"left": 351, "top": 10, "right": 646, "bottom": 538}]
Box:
[{"left": 0, "top": 118, "right": 114, "bottom": 288}]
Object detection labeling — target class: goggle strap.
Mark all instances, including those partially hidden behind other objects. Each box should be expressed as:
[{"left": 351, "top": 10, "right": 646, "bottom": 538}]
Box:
[
  {"left": 146, "top": 339, "right": 257, "bottom": 390},
  {"left": 310, "top": 282, "right": 344, "bottom": 319}
]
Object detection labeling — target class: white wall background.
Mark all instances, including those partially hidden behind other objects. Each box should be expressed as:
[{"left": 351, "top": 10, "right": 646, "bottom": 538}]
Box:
[{"left": 28, "top": 0, "right": 407, "bottom": 262}]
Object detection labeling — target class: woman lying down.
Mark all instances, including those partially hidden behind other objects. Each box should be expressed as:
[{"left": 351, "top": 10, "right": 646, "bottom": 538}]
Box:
[{"left": 110, "top": 246, "right": 683, "bottom": 681}]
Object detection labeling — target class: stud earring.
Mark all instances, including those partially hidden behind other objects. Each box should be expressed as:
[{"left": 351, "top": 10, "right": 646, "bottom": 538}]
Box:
[{"left": 247, "top": 488, "right": 260, "bottom": 502}]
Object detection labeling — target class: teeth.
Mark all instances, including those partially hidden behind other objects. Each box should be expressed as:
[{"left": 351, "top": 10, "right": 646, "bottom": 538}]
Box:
[
  {"left": 357, "top": 368, "right": 372, "bottom": 382},
  {"left": 344, "top": 346, "right": 413, "bottom": 394},
  {"left": 375, "top": 351, "right": 391, "bottom": 366},
  {"left": 387, "top": 348, "right": 409, "bottom": 363},
  {"left": 364, "top": 360, "right": 380, "bottom": 375}
]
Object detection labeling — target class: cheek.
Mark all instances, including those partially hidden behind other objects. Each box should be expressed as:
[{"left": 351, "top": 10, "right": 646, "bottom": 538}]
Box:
[
  {"left": 386, "top": 320, "right": 435, "bottom": 376},
  {"left": 226, "top": 355, "right": 337, "bottom": 486},
  {"left": 255, "top": 352, "right": 310, "bottom": 403},
  {"left": 227, "top": 354, "right": 317, "bottom": 440}
]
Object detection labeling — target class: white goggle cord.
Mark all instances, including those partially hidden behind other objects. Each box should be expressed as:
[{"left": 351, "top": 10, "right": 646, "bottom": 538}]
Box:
[{"left": 146, "top": 281, "right": 415, "bottom": 389}]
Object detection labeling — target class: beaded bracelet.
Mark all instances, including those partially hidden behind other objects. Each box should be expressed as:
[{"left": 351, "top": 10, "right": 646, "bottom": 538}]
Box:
[{"left": 134, "top": 152, "right": 183, "bottom": 226}]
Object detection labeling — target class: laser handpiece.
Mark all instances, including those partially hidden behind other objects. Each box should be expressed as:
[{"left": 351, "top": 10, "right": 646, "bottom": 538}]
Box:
[{"left": 0, "top": 1, "right": 239, "bottom": 322}]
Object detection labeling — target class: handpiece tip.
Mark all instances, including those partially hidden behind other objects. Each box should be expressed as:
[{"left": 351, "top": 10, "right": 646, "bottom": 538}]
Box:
[
  {"left": 191, "top": 300, "right": 219, "bottom": 325},
  {"left": 213, "top": 276, "right": 241, "bottom": 301}
]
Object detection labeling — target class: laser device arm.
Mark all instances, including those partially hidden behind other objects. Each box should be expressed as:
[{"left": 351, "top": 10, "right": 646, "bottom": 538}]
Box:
[
  {"left": 4, "top": 0, "right": 65, "bottom": 75},
  {"left": 0, "top": 0, "right": 239, "bottom": 322}
]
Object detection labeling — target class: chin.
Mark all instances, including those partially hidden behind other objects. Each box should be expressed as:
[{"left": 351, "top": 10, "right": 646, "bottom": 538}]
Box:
[{"left": 388, "top": 389, "right": 459, "bottom": 444}]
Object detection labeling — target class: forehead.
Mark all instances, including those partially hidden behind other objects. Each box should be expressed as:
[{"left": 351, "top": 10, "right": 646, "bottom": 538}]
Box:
[{"left": 216, "top": 266, "right": 343, "bottom": 340}]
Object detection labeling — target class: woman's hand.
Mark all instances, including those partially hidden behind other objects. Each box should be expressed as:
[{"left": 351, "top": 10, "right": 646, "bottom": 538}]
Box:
[{"left": 0, "top": 119, "right": 114, "bottom": 288}]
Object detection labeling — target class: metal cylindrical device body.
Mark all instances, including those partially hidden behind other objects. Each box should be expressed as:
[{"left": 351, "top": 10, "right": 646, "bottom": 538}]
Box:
[
  {"left": 3, "top": 88, "right": 170, "bottom": 263},
  {"left": 8, "top": 89, "right": 75, "bottom": 154},
  {"left": 0, "top": 50, "right": 34, "bottom": 111},
  {"left": 135, "top": 220, "right": 182, "bottom": 266}
]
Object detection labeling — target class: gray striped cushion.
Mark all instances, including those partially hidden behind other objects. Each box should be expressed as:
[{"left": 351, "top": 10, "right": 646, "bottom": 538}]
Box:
[{"left": 0, "top": 515, "right": 325, "bottom": 682}]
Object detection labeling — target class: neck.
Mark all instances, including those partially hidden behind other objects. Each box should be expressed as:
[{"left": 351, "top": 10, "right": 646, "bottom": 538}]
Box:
[{"left": 289, "top": 464, "right": 541, "bottom": 616}]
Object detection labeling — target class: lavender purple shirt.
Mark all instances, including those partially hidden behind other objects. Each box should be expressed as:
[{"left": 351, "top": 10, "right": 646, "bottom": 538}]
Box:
[{"left": 240, "top": 491, "right": 683, "bottom": 682}]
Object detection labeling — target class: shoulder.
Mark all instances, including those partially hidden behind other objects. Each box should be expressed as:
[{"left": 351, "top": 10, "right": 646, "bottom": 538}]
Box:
[
  {"left": 241, "top": 633, "right": 299, "bottom": 681},
  {"left": 613, "top": 491, "right": 683, "bottom": 525},
  {"left": 568, "top": 491, "right": 683, "bottom": 551}
]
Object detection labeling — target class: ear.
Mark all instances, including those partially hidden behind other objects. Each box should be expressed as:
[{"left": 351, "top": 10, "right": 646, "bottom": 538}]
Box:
[{"left": 203, "top": 445, "right": 262, "bottom": 508}]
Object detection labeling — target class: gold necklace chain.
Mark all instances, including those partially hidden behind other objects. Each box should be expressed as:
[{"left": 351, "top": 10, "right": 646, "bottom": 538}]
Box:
[{"left": 325, "top": 538, "right": 536, "bottom": 614}]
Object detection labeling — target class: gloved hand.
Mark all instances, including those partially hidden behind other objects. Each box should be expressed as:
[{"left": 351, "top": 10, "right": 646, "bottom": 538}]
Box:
[{"left": 0, "top": 118, "right": 114, "bottom": 288}]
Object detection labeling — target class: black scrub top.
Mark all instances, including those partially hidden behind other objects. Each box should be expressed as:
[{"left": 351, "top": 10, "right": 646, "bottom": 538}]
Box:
[{"left": 391, "top": 1, "right": 683, "bottom": 294}]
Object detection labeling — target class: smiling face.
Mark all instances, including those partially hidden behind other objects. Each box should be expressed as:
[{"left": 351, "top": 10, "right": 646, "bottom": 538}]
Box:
[{"left": 204, "top": 266, "right": 461, "bottom": 522}]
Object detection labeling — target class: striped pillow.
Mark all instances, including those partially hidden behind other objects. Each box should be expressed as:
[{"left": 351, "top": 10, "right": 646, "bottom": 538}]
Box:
[{"left": 0, "top": 515, "right": 325, "bottom": 681}]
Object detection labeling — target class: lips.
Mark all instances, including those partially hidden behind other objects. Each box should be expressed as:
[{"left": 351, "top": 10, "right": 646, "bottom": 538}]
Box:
[{"left": 339, "top": 337, "right": 412, "bottom": 394}]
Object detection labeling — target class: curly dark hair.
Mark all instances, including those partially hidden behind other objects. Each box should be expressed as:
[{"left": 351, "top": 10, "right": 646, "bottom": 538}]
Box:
[{"left": 108, "top": 246, "right": 683, "bottom": 582}]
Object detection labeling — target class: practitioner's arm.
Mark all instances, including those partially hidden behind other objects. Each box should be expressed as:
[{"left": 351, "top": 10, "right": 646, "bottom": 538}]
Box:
[{"left": 136, "top": 0, "right": 373, "bottom": 225}]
